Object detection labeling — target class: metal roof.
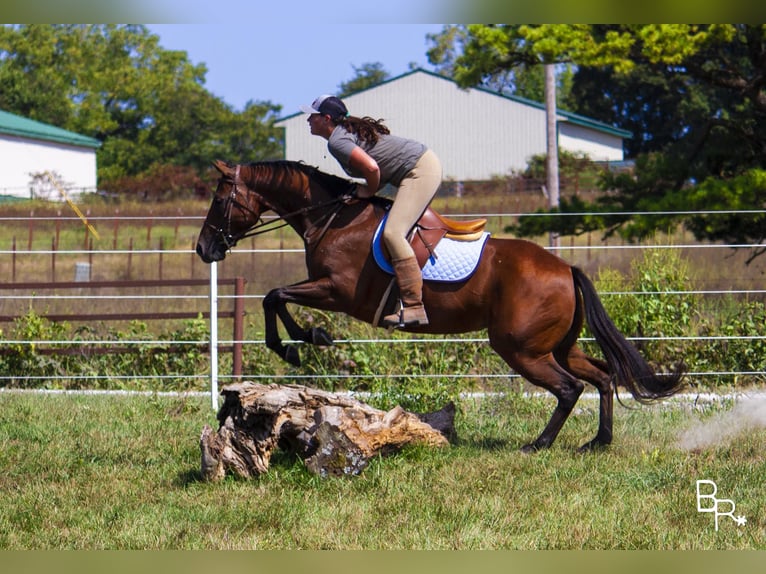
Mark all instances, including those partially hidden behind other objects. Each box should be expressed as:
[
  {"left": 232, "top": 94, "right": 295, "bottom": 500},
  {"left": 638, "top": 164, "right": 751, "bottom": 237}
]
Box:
[
  {"left": 277, "top": 68, "right": 632, "bottom": 140},
  {"left": 0, "top": 109, "right": 101, "bottom": 149}
]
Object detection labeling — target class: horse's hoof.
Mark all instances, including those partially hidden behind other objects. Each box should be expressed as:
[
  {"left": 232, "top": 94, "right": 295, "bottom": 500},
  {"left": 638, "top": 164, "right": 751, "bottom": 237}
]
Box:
[
  {"left": 577, "top": 439, "right": 610, "bottom": 453},
  {"left": 310, "top": 327, "right": 334, "bottom": 346},
  {"left": 520, "top": 443, "right": 539, "bottom": 454},
  {"left": 284, "top": 345, "right": 301, "bottom": 367}
]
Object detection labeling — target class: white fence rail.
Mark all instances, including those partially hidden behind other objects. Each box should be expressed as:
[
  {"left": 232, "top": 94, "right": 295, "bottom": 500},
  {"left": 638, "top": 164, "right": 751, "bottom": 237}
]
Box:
[{"left": 1, "top": 210, "right": 766, "bottom": 407}]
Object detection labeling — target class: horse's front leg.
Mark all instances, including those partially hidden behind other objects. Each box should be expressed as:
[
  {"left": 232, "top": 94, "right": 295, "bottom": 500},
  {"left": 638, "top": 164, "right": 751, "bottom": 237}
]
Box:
[{"left": 263, "top": 278, "right": 338, "bottom": 367}]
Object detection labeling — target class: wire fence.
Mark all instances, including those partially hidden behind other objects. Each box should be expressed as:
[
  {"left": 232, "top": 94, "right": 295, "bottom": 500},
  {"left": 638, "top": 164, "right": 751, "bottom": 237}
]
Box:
[{"left": 1, "top": 208, "right": 766, "bottom": 403}]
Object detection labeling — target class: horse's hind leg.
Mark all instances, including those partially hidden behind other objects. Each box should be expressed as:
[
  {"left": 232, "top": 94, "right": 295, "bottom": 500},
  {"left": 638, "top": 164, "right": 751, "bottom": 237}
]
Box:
[
  {"left": 519, "top": 356, "right": 585, "bottom": 452},
  {"left": 563, "top": 346, "right": 614, "bottom": 451},
  {"left": 493, "top": 344, "right": 584, "bottom": 452}
]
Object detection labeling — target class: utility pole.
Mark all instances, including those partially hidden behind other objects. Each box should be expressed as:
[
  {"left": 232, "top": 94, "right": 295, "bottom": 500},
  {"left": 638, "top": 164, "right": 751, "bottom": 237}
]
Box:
[{"left": 544, "top": 63, "right": 560, "bottom": 250}]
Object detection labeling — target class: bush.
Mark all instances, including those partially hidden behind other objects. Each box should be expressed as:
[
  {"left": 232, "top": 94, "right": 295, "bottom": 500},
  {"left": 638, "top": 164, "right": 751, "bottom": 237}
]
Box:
[
  {"left": 593, "top": 248, "right": 766, "bottom": 389},
  {"left": 0, "top": 313, "right": 210, "bottom": 390}
]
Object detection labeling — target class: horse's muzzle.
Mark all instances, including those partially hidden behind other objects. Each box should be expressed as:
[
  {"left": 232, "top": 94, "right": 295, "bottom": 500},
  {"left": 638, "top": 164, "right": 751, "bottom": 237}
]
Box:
[{"left": 196, "top": 241, "right": 226, "bottom": 264}]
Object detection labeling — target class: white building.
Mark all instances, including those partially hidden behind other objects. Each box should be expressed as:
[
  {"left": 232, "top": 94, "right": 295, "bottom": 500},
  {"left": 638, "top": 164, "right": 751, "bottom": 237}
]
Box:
[
  {"left": 275, "top": 69, "right": 631, "bottom": 183},
  {"left": 0, "top": 109, "right": 101, "bottom": 200}
]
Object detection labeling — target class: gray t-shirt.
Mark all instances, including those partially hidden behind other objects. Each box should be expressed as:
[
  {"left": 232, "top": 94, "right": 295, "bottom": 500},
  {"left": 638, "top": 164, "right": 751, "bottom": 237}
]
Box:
[{"left": 327, "top": 125, "right": 427, "bottom": 188}]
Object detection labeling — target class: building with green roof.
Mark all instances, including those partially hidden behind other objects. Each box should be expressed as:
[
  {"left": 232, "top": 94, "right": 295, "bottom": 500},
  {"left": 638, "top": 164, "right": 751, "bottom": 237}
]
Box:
[{"left": 0, "top": 109, "right": 101, "bottom": 200}]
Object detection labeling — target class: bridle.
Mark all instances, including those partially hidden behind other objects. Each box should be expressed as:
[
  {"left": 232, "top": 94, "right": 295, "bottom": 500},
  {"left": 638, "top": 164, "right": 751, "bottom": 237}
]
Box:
[
  {"left": 206, "top": 165, "right": 283, "bottom": 249},
  {"left": 206, "top": 164, "right": 355, "bottom": 250}
]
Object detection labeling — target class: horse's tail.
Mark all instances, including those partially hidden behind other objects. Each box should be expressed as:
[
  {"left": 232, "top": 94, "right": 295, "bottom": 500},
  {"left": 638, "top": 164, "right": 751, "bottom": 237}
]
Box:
[{"left": 571, "top": 266, "right": 684, "bottom": 403}]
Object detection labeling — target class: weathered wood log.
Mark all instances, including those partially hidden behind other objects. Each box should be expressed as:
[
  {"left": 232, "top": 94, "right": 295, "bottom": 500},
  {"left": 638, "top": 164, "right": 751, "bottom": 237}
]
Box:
[{"left": 199, "top": 382, "right": 455, "bottom": 481}]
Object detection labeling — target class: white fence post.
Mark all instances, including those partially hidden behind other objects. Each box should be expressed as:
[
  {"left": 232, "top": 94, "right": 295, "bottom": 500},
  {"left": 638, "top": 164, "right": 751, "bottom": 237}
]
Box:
[{"left": 209, "top": 260, "right": 219, "bottom": 410}]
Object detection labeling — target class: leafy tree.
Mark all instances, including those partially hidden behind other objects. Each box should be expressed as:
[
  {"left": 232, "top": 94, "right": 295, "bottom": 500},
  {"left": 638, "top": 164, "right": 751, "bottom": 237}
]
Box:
[
  {"left": 0, "top": 24, "right": 284, "bottom": 190},
  {"left": 0, "top": 25, "right": 74, "bottom": 127},
  {"left": 570, "top": 64, "right": 701, "bottom": 158},
  {"left": 427, "top": 25, "right": 576, "bottom": 108},
  {"left": 218, "top": 100, "right": 285, "bottom": 164},
  {"left": 337, "top": 62, "right": 390, "bottom": 97},
  {"left": 427, "top": 25, "right": 766, "bottom": 259}
]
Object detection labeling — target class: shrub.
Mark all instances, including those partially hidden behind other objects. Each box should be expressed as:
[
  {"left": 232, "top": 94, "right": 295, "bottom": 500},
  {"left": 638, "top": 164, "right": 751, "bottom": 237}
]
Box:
[
  {"left": 593, "top": 248, "right": 766, "bottom": 388},
  {"left": 0, "top": 313, "right": 211, "bottom": 391}
]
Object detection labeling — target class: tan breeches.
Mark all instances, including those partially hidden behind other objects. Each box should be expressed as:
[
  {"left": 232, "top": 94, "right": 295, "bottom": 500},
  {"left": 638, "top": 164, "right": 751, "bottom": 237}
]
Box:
[{"left": 382, "top": 149, "right": 443, "bottom": 260}]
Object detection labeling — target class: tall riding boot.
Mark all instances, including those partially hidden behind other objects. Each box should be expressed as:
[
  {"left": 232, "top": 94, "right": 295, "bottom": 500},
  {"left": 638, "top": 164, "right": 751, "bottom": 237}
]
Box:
[{"left": 381, "top": 256, "right": 429, "bottom": 328}]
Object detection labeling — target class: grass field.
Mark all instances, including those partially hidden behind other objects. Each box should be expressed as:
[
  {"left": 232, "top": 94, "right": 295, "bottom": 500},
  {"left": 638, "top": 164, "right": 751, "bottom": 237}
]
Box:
[{"left": 1, "top": 390, "right": 764, "bottom": 550}]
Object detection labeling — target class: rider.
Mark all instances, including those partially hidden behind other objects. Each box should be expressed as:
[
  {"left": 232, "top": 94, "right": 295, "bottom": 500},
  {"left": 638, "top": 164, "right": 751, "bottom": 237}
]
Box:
[{"left": 301, "top": 94, "right": 442, "bottom": 328}]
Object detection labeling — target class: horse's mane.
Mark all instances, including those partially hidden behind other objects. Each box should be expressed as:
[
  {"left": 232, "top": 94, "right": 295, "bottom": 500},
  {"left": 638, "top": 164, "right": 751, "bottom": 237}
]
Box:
[{"left": 246, "top": 160, "right": 357, "bottom": 198}]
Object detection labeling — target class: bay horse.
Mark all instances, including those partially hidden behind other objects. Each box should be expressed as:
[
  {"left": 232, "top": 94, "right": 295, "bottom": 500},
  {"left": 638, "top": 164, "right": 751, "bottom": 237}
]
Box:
[{"left": 196, "top": 159, "right": 684, "bottom": 452}]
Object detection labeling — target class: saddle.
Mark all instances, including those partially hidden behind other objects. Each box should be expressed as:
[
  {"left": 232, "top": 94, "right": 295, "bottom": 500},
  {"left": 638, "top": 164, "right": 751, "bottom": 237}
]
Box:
[
  {"left": 409, "top": 207, "right": 487, "bottom": 269},
  {"left": 371, "top": 207, "right": 489, "bottom": 327}
]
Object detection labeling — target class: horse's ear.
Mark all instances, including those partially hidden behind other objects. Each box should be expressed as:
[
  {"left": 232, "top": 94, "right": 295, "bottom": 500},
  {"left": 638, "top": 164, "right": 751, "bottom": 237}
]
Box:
[{"left": 212, "top": 159, "right": 230, "bottom": 175}]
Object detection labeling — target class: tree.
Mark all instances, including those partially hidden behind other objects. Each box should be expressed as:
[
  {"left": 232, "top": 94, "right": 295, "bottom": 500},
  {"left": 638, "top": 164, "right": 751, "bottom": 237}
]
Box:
[
  {"left": 337, "top": 62, "right": 390, "bottom": 97},
  {"left": 0, "top": 24, "right": 284, "bottom": 187},
  {"left": 427, "top": 25, "right": 576, "bottom": 108},
  {"left": 428, "top": 25, "right": 766, "bottom": 258}
]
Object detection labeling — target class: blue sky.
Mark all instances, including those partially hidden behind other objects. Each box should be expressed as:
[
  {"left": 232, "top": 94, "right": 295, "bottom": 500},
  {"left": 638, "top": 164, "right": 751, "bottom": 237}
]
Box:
[{"left": 146, "top": 23, "right": 445, "bottom": 117}]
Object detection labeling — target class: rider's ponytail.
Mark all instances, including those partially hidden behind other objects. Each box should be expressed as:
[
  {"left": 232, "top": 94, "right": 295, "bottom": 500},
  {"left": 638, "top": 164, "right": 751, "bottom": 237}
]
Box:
[{"left": 339, "top": 116, "right": 391, "bottom": 147}]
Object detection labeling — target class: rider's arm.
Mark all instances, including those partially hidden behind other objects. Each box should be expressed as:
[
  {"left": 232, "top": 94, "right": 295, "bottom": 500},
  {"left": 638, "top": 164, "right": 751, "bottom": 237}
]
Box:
[{"left": 348, "top": 147, "right": 380, "bottom": 198}]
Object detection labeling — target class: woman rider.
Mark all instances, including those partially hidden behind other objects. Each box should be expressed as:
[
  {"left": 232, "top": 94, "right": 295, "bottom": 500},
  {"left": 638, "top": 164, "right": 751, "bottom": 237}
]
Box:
[{"left": 301, "top": 94, "right": 442, "bottom": 328}]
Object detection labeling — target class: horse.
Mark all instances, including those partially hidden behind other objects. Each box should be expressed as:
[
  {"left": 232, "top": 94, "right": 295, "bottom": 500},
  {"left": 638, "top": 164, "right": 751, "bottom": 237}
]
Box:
[{"left": 196, "top": 159, "right": 685, "bottom": 452}]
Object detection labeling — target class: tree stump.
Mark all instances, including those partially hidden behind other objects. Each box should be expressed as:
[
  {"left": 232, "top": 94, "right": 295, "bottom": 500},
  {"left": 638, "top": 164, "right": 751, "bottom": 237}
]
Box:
[{"left": 199, "top": 382, "right": 455, "bottom": 481}]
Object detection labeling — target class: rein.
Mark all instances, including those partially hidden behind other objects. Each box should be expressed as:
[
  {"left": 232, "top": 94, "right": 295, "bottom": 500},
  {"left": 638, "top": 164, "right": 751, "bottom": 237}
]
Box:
[{"left": 211, "top": 164, "right": 353, "bottom": 249}]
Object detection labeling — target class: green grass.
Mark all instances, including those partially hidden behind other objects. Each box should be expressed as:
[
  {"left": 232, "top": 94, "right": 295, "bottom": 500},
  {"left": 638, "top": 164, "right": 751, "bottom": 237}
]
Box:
[{"left": 1, "top": 391, "right": 764, "bottom": 549}]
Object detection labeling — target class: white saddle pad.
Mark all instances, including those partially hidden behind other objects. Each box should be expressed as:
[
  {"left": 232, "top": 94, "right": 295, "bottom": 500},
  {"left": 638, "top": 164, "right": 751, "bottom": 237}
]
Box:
[{"left": 372, "top": 213, "right": 491, "bottom": 283}]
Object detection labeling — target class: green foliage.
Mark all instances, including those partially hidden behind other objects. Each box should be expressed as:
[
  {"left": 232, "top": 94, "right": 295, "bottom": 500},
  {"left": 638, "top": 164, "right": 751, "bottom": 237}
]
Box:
[
  {"left": 0, "top": 25, "right": 284, "bottom": 187},
  {"left": 1, "top": 310, "right": 70, "bottom": 387},
  {"left": 431, "top": 24, "right": 739, "bottom": 82},
  {"left": 337, "top": 62, "right": 390, "bottom": 98},
  {"left": 522, "top": 149, "right": 597, "bottom": 181},
  {"left": 593, "top": 248, "right": 766, "bottom": 388},
  {"left": 595, "top": 249, "right": 698, "bottom": 363},
  {"left": 427, "top": 25, "right": 576, "bottom": 107},
  {"left": 0, "top": 312, "right": 210, "bottom": 390},
  {"left": 670, "top": 170, "right": 766, "bottom": 262},
  {"left": 694, "top": 297, "right": 766, "bottom": 387}
]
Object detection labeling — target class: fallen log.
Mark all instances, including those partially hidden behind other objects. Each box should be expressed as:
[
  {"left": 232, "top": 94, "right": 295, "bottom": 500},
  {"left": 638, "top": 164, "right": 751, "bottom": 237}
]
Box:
[{"left": 199, "top": 382, "right": 455, "bottom": 481}]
